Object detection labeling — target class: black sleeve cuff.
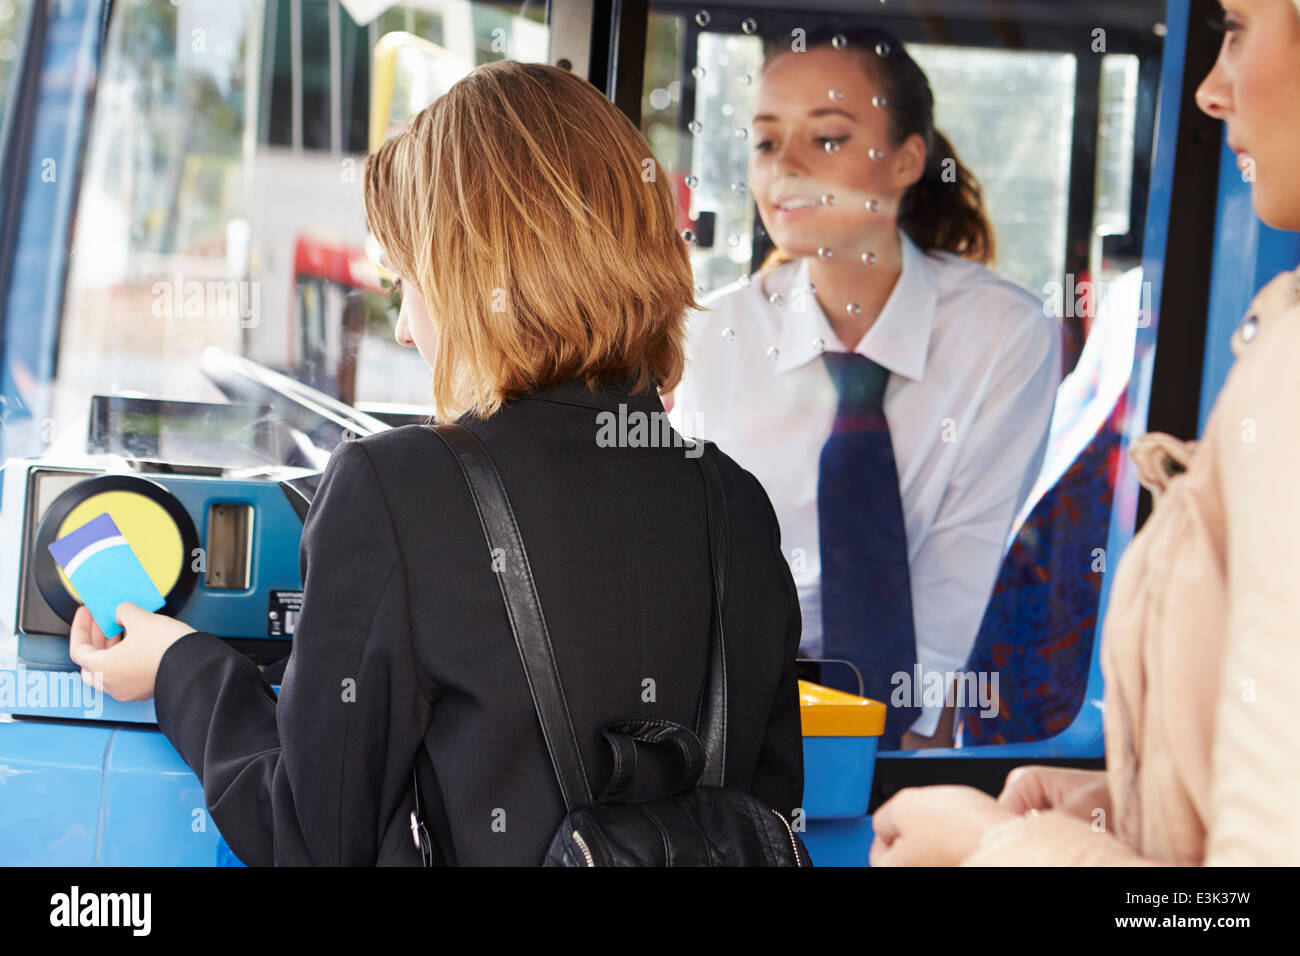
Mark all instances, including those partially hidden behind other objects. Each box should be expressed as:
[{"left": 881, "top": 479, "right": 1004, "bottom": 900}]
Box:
[{"left": 154, "top": 631, "right": 275, "bottom": 773}]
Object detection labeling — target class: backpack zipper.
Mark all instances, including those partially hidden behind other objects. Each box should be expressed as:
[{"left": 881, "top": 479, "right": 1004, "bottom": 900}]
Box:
[
  {"left": 769, "top": 808, "right": 807, "bottom": 866},
  {"left": 571, "top": 829, "right": 595, "bottom": 867}
]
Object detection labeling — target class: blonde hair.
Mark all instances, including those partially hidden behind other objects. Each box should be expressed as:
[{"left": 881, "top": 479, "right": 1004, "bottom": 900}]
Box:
[{"left": 363, "top": 61, "right": 697, "bottom": 420}]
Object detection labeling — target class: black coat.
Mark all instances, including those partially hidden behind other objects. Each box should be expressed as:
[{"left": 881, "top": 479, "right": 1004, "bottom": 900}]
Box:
[{"left": 154, "top": 377, "right": 804, "bottom": 865}]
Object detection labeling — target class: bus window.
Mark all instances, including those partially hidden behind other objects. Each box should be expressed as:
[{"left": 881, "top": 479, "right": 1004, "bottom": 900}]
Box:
[
  {"left": 0, "top": 0, "right": 33, "bottom": 117},
  {"left": 1092, "top": 53, "right": 1141, "bottom": 308},
  {"left": 49, "top": 0, "right": 548, "bottom": 463},
  {"left": 906, "top": 45, "right": 1075, "bottom": 301}
]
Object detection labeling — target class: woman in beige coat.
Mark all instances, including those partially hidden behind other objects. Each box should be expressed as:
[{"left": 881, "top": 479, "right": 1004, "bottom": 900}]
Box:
[{"left": 870, "top": 0, "right": 1300, "bottom": 866}]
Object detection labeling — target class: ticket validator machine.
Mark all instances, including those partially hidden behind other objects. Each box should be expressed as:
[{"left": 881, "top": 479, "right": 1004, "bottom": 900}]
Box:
[{"left": 0, "top": 348, "right": 408, "bottom": 864}]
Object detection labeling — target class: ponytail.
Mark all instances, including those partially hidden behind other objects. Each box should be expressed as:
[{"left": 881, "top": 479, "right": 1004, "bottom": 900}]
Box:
[{"left": 899, "top": 129, "right": 994, "bottom": 264}]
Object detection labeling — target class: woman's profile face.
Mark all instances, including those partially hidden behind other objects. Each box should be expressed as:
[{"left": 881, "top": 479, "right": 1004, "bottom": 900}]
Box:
[
  {"left": 1195, "top": 0, "right": 1300, "bottom": 229},
  {"left": 749, "top": 46, "right": 925, "bottom": 263},
  {"left": 380, "top": 251, "right": 436, "bottom": 368}
]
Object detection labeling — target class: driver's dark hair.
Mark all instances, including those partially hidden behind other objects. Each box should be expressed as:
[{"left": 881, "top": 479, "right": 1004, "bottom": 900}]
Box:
[{"left": 759, "top": 24, "right": 994, "bottom": 267}]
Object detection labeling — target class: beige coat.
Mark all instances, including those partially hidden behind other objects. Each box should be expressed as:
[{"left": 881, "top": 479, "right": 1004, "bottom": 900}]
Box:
[{"left": 962, "top": 267, "right": 1300, "bottom": 866}]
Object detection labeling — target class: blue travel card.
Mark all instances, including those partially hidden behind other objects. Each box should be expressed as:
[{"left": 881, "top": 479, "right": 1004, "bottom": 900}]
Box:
[{"left": 47, "top": 512, "right": 166, "bottom": 639}]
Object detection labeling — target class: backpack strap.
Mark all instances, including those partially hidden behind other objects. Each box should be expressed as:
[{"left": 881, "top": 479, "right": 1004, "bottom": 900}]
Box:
[
  {"left": 428, "top": 423, "right": 594, "bottom": 811},
  {"left": 425, "top": 423, "right": 730, "bottom": 807},
  {"left": 694, "top": 441, "right": 728, "bottom": 788}
]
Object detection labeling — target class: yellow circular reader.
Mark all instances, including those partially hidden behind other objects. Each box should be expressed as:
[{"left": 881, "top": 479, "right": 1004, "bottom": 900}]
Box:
[
  {"left": 34, "top": 474, "right": 199, "bottom": 624},
  {"left": 53, "top": 491, "right": 185, "bottom": 604}
]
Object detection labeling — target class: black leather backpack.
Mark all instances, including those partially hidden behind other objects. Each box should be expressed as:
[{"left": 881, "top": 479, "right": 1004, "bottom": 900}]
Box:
[{"left": 412, "top": 422, "right": 811, "bottom": 867}]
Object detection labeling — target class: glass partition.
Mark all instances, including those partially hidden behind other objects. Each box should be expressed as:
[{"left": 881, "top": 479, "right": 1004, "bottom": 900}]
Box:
[{"left": 645, "top": 1, "right": 1166, "bottom": 747}]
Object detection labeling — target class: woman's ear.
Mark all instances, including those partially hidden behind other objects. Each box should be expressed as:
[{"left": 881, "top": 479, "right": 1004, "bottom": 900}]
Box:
[{"left": 892, "top": 132, "right": 928, "bottom": 191}]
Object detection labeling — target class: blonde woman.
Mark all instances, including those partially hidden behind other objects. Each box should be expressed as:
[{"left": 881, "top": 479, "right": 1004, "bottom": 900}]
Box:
[
  {"left": 870, "top": 0, "right": 1300, "bottom": 866},
  {"left": 67, "top": 61, "right": 805, "bottom": 865}
]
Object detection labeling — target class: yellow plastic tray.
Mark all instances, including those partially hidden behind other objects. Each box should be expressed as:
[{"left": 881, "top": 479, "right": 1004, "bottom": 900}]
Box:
[{"left": 798, "top": 680, "right": 886, "bottom": 737}]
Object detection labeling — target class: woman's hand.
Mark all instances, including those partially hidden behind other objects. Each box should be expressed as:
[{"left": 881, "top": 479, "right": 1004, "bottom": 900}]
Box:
[
  {"left": 998, "top": 765, "right": 1112, "bottom": 823},
  {"left": 869, "top": 785, "right": 1017, "bottom": 866},
  {"left": 67, "top": 602, "right": 197, "bottom": 702},
  {"left": 899, "top": 701, "right": 956, "bottom": 750}
]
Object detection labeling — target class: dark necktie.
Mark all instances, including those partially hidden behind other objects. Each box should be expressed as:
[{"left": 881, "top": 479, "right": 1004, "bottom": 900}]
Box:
[{"left": 816, "top": 351, "right": 919, "bottom": 750}]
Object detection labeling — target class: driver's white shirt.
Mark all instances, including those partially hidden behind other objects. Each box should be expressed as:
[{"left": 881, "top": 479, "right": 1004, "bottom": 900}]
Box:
[{"left": 669, "top": 233, "right": 1060, "bottom": 737}]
